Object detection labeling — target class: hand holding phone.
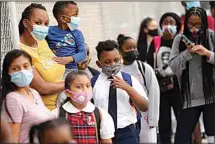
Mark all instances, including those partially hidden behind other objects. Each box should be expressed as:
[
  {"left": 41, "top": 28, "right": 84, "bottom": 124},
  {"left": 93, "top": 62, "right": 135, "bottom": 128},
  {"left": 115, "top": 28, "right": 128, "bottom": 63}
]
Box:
[{"left": 182, "top": 35, "right": 195, "bottom": 49}]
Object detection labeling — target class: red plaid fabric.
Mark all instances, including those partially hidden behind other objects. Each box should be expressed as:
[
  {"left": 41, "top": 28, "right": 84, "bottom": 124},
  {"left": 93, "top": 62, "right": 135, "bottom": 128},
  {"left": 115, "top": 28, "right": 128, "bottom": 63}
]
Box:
[{"left": 67, "top": 111, "right": 98, "bottom": 144}]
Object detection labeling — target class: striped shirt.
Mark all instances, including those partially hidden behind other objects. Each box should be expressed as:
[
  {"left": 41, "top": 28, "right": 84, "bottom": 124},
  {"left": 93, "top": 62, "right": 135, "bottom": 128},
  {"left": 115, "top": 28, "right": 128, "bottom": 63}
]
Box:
[{"left": 1, "top": 88, "right": 54, "bottom": 143}]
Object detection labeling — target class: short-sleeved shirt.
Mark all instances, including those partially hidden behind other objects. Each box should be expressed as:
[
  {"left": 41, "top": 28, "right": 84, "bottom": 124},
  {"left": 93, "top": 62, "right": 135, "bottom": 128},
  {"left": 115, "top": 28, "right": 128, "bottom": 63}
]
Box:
[
  {"left": 1, "top": 89, "right": 54, "bottom": 143},
  {"left": 20, "top": 40, "right": 65, "bottom": 110},
  {"left": 58, "top": 101, "right": 115, "bottom": 139}
]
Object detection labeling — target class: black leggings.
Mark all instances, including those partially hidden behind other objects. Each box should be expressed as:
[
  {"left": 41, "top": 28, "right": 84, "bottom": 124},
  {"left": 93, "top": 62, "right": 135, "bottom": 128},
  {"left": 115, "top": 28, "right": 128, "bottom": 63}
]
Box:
[
  {"left": 158, "top": 89, "right": 182, "bottom": 144},
  {"left": 174, "top": 103, "right": 215, "bottom": 144}
]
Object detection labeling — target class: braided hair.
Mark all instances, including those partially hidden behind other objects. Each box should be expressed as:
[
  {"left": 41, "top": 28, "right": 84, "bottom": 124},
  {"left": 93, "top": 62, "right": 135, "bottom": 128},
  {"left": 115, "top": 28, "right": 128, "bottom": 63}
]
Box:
[
  {"left": 18, "top": 3, "right": 46, "bottom": 35},
  {"left": 179, "top": 7, "right": 215, "bottom": 106}
]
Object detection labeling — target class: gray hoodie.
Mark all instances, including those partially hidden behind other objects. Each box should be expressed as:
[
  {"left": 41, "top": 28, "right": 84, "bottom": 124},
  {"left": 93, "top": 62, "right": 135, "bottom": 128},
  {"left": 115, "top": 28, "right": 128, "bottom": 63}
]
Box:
[{"left": 169, "top": 30, "right": 215, "bottom": 108}]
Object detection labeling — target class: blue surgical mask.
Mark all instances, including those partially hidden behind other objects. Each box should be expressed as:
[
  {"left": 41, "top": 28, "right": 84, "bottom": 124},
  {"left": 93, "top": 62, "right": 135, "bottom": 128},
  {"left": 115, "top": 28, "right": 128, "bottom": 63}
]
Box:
[
  {"left": 10, "top": 69, "right": 33, "bottom": 87},
  {"left": 67, "top": 16, "right": 81, "bottom": 31},
  {"left": 31, "top": 25, "right": 49, "bottom": 41},
  {"left": 162, "top": 25, "right": 177, "bottom": 35},
  {"left": 185, "top": 2, "right": 200, "bottom": 10}
]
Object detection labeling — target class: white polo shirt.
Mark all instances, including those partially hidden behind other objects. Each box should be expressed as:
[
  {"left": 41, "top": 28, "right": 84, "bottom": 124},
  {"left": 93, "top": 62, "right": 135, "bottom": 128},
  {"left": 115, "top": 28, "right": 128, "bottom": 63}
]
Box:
[
  {"left": 92, "top": 71, "right": 148, "bottom": 129},
  {"left": 60, "top": 101, "right": 115, "bottom": 139}
]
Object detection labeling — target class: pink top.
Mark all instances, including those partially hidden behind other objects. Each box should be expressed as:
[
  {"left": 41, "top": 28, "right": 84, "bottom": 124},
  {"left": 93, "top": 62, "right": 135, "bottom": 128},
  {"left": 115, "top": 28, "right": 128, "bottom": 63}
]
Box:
[{"left": 1, "top": 88, "right": 54, "bottom": 143}]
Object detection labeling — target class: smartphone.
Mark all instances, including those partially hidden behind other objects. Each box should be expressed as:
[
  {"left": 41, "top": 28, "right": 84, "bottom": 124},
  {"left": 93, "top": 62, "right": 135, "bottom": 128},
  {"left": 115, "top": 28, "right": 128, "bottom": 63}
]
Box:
[{"left": 182, "top": 34, "right": 195, "bottom": 47}]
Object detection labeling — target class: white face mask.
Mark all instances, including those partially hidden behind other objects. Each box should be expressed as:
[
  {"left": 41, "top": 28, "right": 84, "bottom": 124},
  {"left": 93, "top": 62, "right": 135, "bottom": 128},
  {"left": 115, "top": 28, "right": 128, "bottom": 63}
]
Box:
[{"left": 67, "top": 16, "right": 81, "bottom": 31}]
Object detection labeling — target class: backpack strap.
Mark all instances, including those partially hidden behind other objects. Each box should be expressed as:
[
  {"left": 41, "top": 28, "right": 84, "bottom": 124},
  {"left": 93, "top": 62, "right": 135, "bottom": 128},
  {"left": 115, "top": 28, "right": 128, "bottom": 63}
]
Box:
[
  {"left": 91, "top": 74, "right": 100, "bottom": 88},
  {"left": 94, "top": 106, "right": 101, "bottom": 141},
  {"left": 121, "top": 72, "right": 142, "bottom": 121},
  {"left": 59, "top": 104, "right": 66, "bottom": 118},
  {"left": 154, "top": 36, "right": 161, "bottom": 53},
  {"left": 153, "top": 36, "right": 161, "bottom": 69},
  {"left": 136, "top": 60, "right": 147, "bottom": 88},
  {"left": 121, "top": 72, "right": 132, "bottom": 86}
]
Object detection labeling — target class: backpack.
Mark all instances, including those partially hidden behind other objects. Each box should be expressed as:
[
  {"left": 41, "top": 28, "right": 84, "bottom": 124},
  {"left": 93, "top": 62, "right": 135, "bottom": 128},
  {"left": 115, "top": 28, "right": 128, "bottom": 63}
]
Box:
[
  {"left": 91, "top": 72, "right": 142, "bottom": 131},
  {"left": 59, "top": 104, "right": 101, "bottom": 141}
]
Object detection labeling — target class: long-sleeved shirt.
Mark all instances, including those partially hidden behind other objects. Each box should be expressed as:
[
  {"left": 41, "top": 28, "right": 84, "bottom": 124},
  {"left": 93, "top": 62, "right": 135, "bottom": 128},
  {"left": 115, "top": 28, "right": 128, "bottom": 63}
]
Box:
[
  {"left": 46, "top": 26, "right": 86, "bottom": 69},
  {"left": 169, "top": 30, "right": 215, "bottom": 108},
  {"left": 121, "top": 61, "right": 160, "bottom": 127}
]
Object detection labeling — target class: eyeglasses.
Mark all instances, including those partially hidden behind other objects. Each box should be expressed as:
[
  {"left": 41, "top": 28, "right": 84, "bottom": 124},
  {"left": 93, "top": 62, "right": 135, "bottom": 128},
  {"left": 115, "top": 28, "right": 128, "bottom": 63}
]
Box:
[{"left": 187, "top": 23, "right": 202, "bottom": 29}]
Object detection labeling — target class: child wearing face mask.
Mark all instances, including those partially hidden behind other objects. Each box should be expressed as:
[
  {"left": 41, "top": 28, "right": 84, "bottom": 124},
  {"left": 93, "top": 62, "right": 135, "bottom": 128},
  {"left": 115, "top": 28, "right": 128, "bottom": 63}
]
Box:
[
  {"left": 154, "top": 12, "right": 182, "bottom": 144},
  {"left": 91, "top": 40, "right": 149, "bottom": 144},
  {"left": 118, "top": 34, "right": 160, "bottom": 143},
  {"left": 57, "top": 70, "right": 115, "bottom": 144},
  {"left": 1, "top": 50, "right": 54, "bottom": 143},
  {"left": 46, "top": 1, "right": 86, "bottom": 76}
]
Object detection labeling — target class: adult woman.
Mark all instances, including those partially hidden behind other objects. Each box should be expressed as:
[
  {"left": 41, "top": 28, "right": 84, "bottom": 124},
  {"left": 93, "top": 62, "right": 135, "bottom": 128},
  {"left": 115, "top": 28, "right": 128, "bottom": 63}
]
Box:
[
  {"left": 19, "top": 3, "right": 65, "bottom": 110},
  {"left": 137, "top": 17, "right": 159, "bottom": 67},
  {"left": 169, "top": 7, "right": 215, "bottom": 143},
  {"left": 1, "top": 49, "right": 54, "bottom": 143},
  {"left": 154, "top": 12, "right": 182, "bottom": 144}
]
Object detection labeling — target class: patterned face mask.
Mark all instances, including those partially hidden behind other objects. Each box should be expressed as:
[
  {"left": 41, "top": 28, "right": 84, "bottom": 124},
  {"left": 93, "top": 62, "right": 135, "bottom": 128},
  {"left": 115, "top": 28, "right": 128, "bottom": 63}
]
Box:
[{"left": 101, "top": 63, "right": 122, "bottom": 77}]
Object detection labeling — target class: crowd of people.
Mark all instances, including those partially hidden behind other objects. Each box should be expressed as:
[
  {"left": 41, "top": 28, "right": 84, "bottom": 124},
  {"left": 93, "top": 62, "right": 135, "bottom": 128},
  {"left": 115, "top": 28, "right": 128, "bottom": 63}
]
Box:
[{"left": 1, "top": 1, "right": 215, "bottom": 144}]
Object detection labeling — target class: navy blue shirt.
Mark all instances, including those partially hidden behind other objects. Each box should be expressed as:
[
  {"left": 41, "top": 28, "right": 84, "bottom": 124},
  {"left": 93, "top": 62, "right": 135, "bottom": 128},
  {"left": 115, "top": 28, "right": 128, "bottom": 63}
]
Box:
[{"left": 46, "top": 26, "right": 86, "bottom": 69}]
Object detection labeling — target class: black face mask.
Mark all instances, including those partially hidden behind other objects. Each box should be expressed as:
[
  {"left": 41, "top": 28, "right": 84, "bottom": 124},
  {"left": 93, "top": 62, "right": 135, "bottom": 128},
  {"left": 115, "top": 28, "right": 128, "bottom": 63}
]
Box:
[
  {"left": 148, "top": 29, "right": 159, "bottom": 37},
  {"left": 123, "top": 50, "right": 139, "bottom": 63}
]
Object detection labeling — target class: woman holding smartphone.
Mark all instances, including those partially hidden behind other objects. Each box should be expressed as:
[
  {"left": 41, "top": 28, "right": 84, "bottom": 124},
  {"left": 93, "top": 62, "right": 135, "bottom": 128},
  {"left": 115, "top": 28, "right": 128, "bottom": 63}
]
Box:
[{"left": 169, "top": 7, "right": 215, "bottom": 143}]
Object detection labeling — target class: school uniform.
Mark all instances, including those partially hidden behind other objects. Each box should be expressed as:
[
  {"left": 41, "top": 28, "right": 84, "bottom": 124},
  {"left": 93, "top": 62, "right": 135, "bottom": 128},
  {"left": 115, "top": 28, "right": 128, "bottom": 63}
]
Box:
[
  {"left": 121, "top": 61, "right": 160, "bottom": 143},
  {"left": 92, "top": 71, "right": 148, "bottom": 144},
  {"left": 59, "top": 101, "right": 115, "bottom": 144}
]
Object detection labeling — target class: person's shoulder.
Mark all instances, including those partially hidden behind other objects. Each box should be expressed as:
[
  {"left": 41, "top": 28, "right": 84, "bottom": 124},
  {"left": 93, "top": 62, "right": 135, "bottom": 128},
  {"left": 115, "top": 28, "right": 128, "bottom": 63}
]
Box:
[
  {"left": 208, "top": 28, "right": 214, "bottom": 34},
  {"left": 96, "top": 106, "right": 111, "bottom": 120},
  {"left": 30, "top": 88, "right": 40, "bottom": 96},
  {"left": 88, "top": 66, "right": 100, "bottom": 75},
  {"left": 141, "top": 61, "right": 153, "bottom": 71},
  {"left": 71, "top": 29, "right": 84, "bottom": 36},
  {"left": 38, "top": 40, "right": 51, "bottom": 48},
  {"left": 5, "top": 92, "right": 23, "bottom": 104},
  {"left": 48, "top": 25, "right": 58, "bottom": 31}
]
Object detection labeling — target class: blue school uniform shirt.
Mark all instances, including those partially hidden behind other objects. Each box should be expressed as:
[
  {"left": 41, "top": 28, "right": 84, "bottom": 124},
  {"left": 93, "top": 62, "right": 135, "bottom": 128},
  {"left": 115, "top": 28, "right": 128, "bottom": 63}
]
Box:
[{"left": 46, "top": 26, "right": 86, "bottom": 69}]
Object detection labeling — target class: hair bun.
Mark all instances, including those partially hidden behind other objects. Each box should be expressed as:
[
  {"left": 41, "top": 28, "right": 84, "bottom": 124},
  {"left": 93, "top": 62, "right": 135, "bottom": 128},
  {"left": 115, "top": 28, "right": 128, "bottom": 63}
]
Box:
[{"left": 117, "top": 34, "right": 125, "bottom": 42}]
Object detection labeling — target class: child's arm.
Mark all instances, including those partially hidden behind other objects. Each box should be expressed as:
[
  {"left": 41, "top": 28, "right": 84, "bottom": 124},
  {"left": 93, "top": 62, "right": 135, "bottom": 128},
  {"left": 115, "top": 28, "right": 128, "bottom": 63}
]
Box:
[
  {"left": 99, "top": 108, "right": 115, "bottom": 144},
  {"left": 52, "top": 31, "right": 86, "bottom": 65},
  {"left": 111, "top": 75, "right": 149, "bottom": 112},
  {"left": 70, "top": 30, "right": 87, "bottom": 63}
]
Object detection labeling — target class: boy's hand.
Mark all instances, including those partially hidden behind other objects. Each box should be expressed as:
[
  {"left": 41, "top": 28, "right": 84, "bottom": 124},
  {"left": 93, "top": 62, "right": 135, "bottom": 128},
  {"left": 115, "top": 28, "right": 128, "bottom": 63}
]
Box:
[
  {"left": 53, "top": 56, "right": 74, "bottom": 65},
  {"left": 110, "top": 75, "right": 131, "bottom": 91}
]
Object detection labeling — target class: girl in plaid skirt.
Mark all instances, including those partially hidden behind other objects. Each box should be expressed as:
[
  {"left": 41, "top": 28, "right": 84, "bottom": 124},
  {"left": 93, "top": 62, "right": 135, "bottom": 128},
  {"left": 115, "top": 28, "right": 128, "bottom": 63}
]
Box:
[{"left": 58, "top": 70, "right": 115, "bottom": 144}]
